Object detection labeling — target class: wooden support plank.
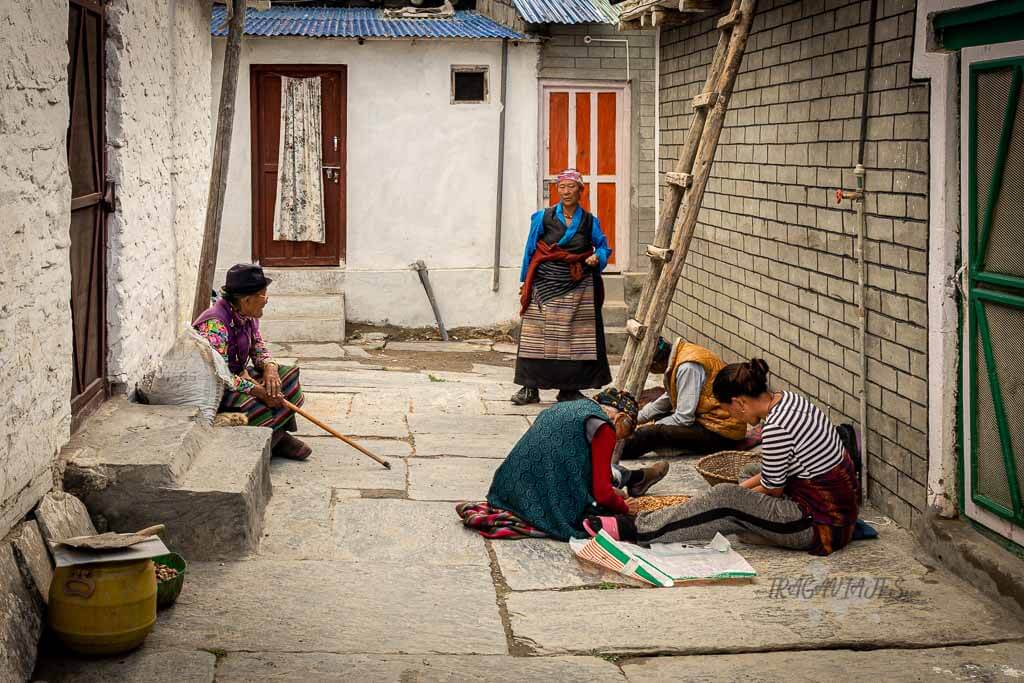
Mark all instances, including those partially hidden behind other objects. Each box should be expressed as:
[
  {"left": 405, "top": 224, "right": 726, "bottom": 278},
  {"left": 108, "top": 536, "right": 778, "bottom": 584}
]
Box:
[
  {"left": 679, "top": 0, "right": 726, "bottom": 12},
  {"left": 691, "top": 92, "right": 718, "bottom": 110},
  {"left": 716, "top": 10, "right": 740, "bottom": 28},
  {"left": 626, "top": 319, "right": 647, "bottom": 340},
  {"left": 666, "top": 171, "right": 692, "bottom": 188},
  {"left": 193, "top": 0, "right": 247, "bottom": 320},
  {"left": 646, "top": 245, "right": 674, "bottom": 262}
]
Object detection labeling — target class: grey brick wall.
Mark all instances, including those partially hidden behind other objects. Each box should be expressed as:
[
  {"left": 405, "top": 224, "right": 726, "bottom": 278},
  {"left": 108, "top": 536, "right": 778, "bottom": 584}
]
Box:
[
  {"left": 535, "top": 23, "right": 658, "bottom": 269},
  {"left": 655, "top": 0, "right": 928, "bottom": 528}
]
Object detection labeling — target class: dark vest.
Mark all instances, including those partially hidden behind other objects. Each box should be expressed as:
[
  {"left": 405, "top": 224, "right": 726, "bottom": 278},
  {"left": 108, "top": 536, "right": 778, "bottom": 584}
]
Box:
[{"left": 541, "top": 207, "right": 594, "bottom": 254}]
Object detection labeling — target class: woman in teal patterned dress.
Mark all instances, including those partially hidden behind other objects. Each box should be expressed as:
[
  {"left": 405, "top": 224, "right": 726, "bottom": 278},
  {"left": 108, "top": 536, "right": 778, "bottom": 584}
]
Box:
[{"left": 484, "top": 389, "right": 669, "bottom": 541}]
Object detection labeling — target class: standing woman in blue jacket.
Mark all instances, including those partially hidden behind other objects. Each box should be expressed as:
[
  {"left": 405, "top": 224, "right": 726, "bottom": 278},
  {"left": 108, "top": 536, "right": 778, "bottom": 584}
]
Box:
[{"left": 511, "top": 169, "right": 613, "bottom": 405}]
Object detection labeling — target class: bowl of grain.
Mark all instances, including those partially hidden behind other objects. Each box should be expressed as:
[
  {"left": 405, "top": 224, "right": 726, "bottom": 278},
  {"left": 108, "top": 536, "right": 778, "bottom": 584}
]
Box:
[{"left": 152, "top": 552, "right": 187, "bottom": 609}]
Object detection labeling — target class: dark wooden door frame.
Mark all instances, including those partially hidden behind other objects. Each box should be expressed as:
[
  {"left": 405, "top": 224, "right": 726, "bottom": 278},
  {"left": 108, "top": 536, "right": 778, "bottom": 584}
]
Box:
[
  {"left": 68, "top": 0, "right": 109, "bottom": 430},
  {"left": 249, "top": 64, "right": 347, "bottom": 266}
]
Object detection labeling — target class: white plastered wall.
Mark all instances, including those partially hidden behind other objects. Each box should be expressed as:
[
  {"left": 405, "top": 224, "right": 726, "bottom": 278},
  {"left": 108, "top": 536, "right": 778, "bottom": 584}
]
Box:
[
  {"left": 0, "top": 0, "right": 73, "bottom": 537},
  {"left": 212, "top": 37, "right": 541, "bottom": 328},
  {"left": 105, "top": 0, "right": 213, "bottom": 388}
]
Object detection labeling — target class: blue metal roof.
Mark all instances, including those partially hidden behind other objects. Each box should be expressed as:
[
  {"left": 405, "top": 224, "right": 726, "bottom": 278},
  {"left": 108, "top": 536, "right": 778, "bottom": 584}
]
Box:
[
  {"left": 211, "top": 6, "right": 525, "bottom": 40},
  {"left": 511, "top": 0, "right": 618, "bottom": 24}
]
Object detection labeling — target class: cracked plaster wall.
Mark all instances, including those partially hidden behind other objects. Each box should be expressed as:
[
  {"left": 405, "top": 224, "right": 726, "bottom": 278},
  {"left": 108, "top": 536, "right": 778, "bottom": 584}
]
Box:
[
  {"left": 0, "top": 0, "right": 74, "bottom": 538},
  {"left": 105, "top": 0, "right": 213, "bottom": 389},
  {"left": 0, "top": 0, "right": 212, "bottom": 539}
]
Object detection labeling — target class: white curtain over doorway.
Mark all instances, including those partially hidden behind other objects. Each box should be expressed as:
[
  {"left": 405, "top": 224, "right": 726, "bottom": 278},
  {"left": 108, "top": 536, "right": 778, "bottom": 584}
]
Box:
[{"left": 273, "top": 76, "right": 325, "bottom": 243}]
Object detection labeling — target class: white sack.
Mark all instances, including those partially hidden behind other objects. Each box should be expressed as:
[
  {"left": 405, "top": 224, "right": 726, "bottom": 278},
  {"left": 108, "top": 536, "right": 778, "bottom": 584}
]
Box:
[{"left": 138, "top": 327, "right": 235, "bottom": 424}]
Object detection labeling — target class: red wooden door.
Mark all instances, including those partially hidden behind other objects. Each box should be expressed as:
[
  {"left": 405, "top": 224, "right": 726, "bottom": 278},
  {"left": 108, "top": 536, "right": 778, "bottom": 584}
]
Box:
[
  {"left": 543, "top": 84, "right": 627, "bottom": 270},
  {"left": 68, "top": 0, "right": 109, "bottom": 429},
  {"left": 251, "top": 65, "right": 346, "bottom": 266}
]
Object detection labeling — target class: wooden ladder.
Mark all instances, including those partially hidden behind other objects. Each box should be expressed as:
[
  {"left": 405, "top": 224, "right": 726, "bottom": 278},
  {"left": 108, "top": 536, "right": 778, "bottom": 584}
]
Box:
[{"left": 615, "top": 0, "right": 758, "bottom": 397}]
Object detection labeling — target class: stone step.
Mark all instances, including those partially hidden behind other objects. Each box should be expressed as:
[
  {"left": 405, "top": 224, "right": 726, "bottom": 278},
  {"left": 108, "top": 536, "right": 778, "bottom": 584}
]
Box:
[
  {"left": 62, "top": 398, "right": 274, "bottom": 561},
  {"left": 605, "top": 326, "right": 628, "bottom": 355},
  {"left": 264, "top": 294, "right": 345, "bottom": 320},
  {"left": 62, "top": 398, "right": 206, "bottom": 491},
  {"left": 261, "top": 267, "right": 346, "bottom": 295},
  {"left": 603, "top": 301, "right": 628, "bottom": 327},
  {"left": 602, "top": 273, "right": 625, "bottom": 302},
  {"left": 260, "top": 317, "right": 346, "bottom": 344},
  {"left": 156, "top": 427, "right": 272, "bottom": 559}
]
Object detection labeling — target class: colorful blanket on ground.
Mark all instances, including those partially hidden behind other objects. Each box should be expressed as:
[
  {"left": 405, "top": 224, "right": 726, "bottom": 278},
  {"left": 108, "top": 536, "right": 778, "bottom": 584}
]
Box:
[{"left": 455, "top": 502, "right": 548, "bottom": 540}]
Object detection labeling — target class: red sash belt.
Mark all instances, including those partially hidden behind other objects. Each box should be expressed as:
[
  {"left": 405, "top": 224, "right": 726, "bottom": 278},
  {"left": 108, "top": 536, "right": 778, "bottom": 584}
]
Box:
[{"left": 519, "top": 241, "right": 592, "bottom": 316}]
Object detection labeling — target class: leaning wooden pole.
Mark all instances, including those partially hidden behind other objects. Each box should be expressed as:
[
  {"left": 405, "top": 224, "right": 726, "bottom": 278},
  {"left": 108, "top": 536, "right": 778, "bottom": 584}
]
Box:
[
  {"left": 616, "top": 26, "right": 729, "bottom": 385},
  {"left": 617, "top": 0, "right": 757, "bottom": 397},
  {"left": 192, "top": 0, "right": 247, "bottom": 321}
]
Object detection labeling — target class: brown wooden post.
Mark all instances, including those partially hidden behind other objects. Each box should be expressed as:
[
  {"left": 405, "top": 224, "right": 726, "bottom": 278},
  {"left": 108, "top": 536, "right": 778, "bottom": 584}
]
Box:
[{"left": 192, "top": 0, "right": 247, "bottom": 320}]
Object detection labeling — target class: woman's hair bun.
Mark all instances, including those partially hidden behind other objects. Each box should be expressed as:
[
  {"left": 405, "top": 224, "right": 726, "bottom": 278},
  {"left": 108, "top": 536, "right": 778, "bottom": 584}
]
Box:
[{"left": 748, "top": 358, "right": 769, "bottom": 381}]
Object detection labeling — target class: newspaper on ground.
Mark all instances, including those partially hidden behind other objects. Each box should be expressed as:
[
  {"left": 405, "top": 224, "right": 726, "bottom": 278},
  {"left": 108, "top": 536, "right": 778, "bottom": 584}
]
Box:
[{"left": 570, "top": 531, "right": 756, "bottom": 588}]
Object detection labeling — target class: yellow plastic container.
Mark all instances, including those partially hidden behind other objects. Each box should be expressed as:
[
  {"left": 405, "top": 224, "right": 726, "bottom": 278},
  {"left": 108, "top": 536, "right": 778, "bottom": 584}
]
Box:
[{"left": 48, "top": 559, "right": 157, "bottom": 655}]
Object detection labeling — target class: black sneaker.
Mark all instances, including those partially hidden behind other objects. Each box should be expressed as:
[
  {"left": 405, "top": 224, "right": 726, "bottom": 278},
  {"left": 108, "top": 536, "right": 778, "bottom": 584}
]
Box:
[
  {"left": 510, "top": 386, "right": 540, "bottom": 405},
  {"left": 556, "top": 389, "right": 586, "bottom": 402}
]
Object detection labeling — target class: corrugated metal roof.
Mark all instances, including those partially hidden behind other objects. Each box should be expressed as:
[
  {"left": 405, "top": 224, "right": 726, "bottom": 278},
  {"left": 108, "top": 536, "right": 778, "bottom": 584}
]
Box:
[
  {"left": 211, "top": 6, "right": 525, "bottom": 40},
  {"left": 511, "top": 0, "right": 618, "bottom": 24}
]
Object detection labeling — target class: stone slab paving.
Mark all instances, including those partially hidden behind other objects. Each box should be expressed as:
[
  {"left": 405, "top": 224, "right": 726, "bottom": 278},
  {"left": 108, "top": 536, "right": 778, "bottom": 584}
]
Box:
[
  {"left": 620, "top": 642, "right": 1024, "bottom": 682},
  {"left": 407, "top": 457, "right": 500, "bottom": 501},
  {"left": 33, "top": 649, "right": 216, "bottom": 682},
  {"left": 492, "top": 538, "right": 645, "bottom": 590},
  {"left": 387, "top": 341, "right": 485, "bottom": 353},
  {"left": 331, "top": 499, "right": 489, "bottom": 566},
  {"left": 483, "top": 400, "right": 551, "bottom": 416},
  {"left": 409, "top": 414, "right": 529, "bottom": 435},
  {"left": 146, "top": 560, "right": 507, "bottom": 655},
  {"left": 413, "top": 433, "right": 521, "bottom": 458},
  {"left": 35, "top": 348, "right": 1024, "bottom": 681},
  {"left": 271, "top": 438, "right": 410, "bottom": 492},
  {"left": 505, "top": 572, "right": 1023, "bottom": 655},
  {"left": 216, "top": 653, "right": 625, "bottom": 682},
  {"left": 294, "top": 392, "right": 354, "bottom": 436}
]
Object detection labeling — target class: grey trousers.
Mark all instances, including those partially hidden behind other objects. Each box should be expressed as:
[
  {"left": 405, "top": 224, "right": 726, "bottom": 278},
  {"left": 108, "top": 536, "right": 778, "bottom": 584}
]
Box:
[{"left": 635, "top": 483, "right": 815, "bottom": 550}]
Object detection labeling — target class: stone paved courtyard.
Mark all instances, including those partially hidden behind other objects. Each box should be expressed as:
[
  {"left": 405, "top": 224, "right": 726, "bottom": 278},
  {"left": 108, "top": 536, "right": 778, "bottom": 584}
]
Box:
[{"left": 35, "top": 343, "right": 1024, "bottom": 681}]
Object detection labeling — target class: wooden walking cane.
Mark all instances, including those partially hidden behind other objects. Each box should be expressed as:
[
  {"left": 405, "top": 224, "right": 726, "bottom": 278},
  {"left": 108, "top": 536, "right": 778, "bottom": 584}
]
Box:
[{"left": 282, "top": 399, "right": 391, "bottom": 469}]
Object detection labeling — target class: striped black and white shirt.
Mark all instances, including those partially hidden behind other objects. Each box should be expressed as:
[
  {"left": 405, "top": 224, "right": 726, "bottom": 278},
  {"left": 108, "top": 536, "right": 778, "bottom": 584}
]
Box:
[{"left": 760, "top": 392, "right": 844, "bottom": 489}]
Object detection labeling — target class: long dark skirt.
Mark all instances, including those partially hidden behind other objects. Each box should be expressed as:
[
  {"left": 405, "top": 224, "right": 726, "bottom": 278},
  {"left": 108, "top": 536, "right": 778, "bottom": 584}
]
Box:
[
  {"left": 219, "top": 364, "right": 305, "bottom": 432},
  {"left": 514, "top": 271, "right": 611, "bottom": 390}
]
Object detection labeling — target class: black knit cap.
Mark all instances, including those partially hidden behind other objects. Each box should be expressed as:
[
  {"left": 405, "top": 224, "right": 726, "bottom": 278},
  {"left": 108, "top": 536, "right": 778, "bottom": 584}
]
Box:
[
  {"left": 594, "top": 387, "right": 639, "bottom": 425},
  {"left": 223, "top": 263, "right": 273, "bottom": 296}
]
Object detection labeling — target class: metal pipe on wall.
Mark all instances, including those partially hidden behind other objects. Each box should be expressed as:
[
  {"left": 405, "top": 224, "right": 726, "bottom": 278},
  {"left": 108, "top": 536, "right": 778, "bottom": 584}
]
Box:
[
  {"left": 856, "top": 0, "right": 879, "bottom": 499},
  {"left": 491, "top": 38, "right": 509, "bottom": 292}
]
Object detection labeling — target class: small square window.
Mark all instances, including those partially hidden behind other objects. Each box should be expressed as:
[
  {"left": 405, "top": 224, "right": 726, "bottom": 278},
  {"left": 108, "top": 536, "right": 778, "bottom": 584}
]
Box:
[{"left": 451, "top": 66, "right": 488, "bottom": 103}]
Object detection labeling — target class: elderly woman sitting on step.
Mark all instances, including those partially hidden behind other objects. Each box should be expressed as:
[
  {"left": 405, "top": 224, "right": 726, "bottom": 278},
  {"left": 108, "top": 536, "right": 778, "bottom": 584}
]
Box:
[
  {"left": 585, "top": 359, "right": 861, "bottom": 556},
  {"left": 458, "top": 389, "right": 670, "bottom": 541},
  {"left": 193, "top": 263, "right": 311, "bottom": 460}
]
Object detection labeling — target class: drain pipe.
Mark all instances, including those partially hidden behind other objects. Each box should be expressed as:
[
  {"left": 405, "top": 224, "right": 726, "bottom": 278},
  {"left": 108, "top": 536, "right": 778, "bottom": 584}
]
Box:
[
  {"left": 846, "top": 0, "right": 878, "bottom": 500},
  {"left": 491, "top": 38, "right": 509, "bottom": 292}
]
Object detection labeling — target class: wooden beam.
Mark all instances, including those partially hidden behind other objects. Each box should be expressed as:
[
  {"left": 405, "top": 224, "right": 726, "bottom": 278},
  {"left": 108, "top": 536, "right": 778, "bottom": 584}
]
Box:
[
  {"left": 679, "top": 0, "right": 725, "bottom": 12},
  {"left": 692, "top": 91, "right": 718, "bottom": 109},
  {"left": 665, "top": 171, "right": 692, "bottom": 188},
  {"left": 192, "top": 0, "right": 247, "bottom": 320},
  {"left": 646, "top": 245, "right": 674, "bottom": 262},
  {"left": 626, "top": 319, "right": 648, "bottom": 340}
]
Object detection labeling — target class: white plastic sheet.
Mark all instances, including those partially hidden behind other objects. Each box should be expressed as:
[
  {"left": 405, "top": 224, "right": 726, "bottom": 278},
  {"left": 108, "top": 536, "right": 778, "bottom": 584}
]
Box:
[{"left": 137, "top": 327, "right": 235, "bottom": 424}]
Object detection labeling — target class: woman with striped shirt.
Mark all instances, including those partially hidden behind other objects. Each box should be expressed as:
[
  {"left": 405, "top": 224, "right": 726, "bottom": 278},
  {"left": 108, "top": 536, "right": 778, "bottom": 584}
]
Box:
[{"left": 584, "top": 359, "right": 861, "bottom": 555}]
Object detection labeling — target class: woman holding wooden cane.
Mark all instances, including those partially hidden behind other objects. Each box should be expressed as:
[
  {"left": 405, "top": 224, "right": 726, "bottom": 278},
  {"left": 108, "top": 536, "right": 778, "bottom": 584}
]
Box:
[{"left": 193, "top": 263, "right": 312, "bottom": 460}]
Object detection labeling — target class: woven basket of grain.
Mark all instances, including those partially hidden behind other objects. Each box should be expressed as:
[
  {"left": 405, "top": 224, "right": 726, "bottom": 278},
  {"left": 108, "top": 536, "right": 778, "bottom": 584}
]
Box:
[{"left": 696, "top": 451, "right": 761, "bottom": 487}]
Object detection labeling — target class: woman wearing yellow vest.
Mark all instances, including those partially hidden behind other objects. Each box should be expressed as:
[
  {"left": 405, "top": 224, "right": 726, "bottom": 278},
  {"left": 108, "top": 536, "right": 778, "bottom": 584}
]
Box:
[{"left": 620, "top": 338, "right": 747, "bottom": 459}]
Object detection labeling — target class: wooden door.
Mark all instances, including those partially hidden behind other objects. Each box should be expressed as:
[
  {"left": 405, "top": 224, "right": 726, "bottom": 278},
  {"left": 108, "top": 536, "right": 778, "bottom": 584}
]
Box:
[
  {"left": 542, "top": 83, "right": 629, "bottom": 270},
  {"left": 251, "top": 65, "right": 346, "bottom": 266},
  {"left": 68, "top": 0, "right": 109, "bottom": 429}
]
